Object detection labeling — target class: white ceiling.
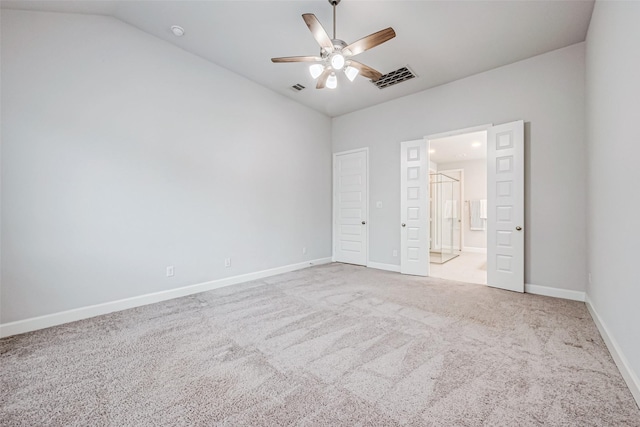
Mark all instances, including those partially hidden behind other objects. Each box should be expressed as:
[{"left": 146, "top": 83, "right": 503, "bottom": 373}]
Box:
[
  {"left": 429, "top": 131, "right": 487, "bottom": 165},
  {"left": 1, "top": 0, "right": 595, "bottom": 117}
]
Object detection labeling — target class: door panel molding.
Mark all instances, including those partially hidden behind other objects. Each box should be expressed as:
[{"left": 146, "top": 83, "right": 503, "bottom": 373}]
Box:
[{"left": 400, "top": 139, "right": 429, "bottom": 276}]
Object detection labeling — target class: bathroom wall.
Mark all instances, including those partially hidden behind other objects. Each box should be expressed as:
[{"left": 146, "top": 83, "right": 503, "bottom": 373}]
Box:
[{"left": 438, "top": 159, "right": 487, "bottom": 250}]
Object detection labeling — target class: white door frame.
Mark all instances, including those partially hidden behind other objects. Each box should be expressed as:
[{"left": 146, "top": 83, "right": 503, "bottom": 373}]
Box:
[
  {"left": 332, "top": 148, "right": 369, "bottom": 266},
  {"left": 425, "top": 124, "right": 492, "bottom": 269},
  {"left": 426, "top": 124, "right": 493, "bottom": 142}
]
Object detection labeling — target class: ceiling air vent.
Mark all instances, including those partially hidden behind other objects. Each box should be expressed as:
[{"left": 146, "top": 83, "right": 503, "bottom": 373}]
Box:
[
  {"left": 291, "top": 83, "right": 306, "bottom": 92},
  {"left": 372, "top": 66, "right": 416, "bottom": 89}
]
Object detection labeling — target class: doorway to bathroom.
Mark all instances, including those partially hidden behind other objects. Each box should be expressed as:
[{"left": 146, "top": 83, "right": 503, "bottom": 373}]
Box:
[
  {"left": 400, "top": 120, "right": 524, "bottom": 292},
  {"left": 428, "top": 130, "right": 488, "bottom": 285}
]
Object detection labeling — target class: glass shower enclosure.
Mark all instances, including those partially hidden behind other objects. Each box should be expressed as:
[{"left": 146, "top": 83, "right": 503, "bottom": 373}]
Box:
[{"left": 430, "top": 172, "right": 461, "bottom": 264}]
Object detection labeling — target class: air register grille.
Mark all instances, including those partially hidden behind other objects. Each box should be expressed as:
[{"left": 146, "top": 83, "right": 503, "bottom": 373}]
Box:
[
  {"left": 372, "top": 66, "right": 417, "bottom": 89},
  {"left": 291, "top": 84, "right": 306, "bottom": 92}
]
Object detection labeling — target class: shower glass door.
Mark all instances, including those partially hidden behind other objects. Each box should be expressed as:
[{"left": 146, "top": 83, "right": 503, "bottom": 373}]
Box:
[{"left": 430, "top": 173, "right": 460, "bottom": 264}]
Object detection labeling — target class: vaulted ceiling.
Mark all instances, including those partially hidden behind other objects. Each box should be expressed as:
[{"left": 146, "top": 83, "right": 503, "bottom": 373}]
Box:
[{"left": 1, "top": 0, "right": 595, "bottom": 117}]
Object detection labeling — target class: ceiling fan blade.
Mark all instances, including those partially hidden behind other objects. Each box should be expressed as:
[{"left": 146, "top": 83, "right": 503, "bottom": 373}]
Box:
[
  {"left": 302, "top": 14, "right": 334, "bottom": 53},
  {"left": 348, "top": 61, "right": 383, "bottom": 81},
  {"left": 343, "top": 28, "right": 396, "bottom": 57},
  {"left": 271, "top": 56, "right": 322, "bottom": 63},
  {"left": 316, "top": 68, "right": 332, "bottom": 89}
]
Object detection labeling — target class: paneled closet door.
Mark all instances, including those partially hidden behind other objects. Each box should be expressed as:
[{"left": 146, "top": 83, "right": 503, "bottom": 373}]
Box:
[{"left": 333, "top": 149, "right": 368, "bottom": 266}]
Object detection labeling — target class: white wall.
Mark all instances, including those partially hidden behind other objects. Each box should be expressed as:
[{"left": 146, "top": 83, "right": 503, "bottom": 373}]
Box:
[
  {"left": 0, "top": 10, "right": 332, "bottom": 324},
  {"left": 439, "top": 160, "right": 487, "bottom": 250},
  {"left": 333, "top": 43, "right": 587, "bottom": 292},
  {"left": 585, "top": 0, "right": 640, "bottom": 401}
]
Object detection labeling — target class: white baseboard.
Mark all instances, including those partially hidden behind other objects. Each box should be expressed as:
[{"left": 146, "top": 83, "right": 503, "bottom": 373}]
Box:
[
  {"left": 585, "top": 294, "right": 640, "bottom": 407},
  {"left": 462, "top": 246, "right": 487, "bottom": 254},
  {"left": 367, "top": 262, "right": 400, "bottom": 273},
  {"left": 0, "top": 257, "right": 332, "bottom": 338},
  {"left": 524, "top": 283, "right": 586, "bottom": 302}
]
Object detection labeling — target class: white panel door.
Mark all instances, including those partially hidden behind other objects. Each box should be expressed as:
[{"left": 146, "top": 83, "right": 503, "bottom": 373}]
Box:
[
  {"left": 487, "top": 120, "right": 524, "bottom": 292},
  {"left": 333, "top": 149, "right": 368, "bottom": 266},
  {"left": 400, "top": 140, "right": 429, "bottom": 276}
]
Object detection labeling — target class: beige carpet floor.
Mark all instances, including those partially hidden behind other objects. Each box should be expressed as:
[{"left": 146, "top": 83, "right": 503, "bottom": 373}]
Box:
[{"left": 1, "top": 263, "right": 639, "bottom": 426}]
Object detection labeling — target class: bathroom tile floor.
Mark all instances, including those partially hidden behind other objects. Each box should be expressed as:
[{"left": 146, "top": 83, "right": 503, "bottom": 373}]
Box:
[{"left": 430, "top": 251, "right": 487, "bottom": 285}]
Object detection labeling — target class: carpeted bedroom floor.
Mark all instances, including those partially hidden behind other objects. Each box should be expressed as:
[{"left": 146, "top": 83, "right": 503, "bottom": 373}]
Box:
[{"left": 1, "top": 263, "right": 639, "bottom": 426}]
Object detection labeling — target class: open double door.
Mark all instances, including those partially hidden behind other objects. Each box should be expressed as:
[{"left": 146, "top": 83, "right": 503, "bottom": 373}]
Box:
[{"left": 401, "top": 121, "right": 524, "bottom": 293}]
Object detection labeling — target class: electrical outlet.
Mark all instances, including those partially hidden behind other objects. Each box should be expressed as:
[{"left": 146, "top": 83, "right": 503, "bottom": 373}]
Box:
[
  {"left": 166, "top": 266, "right": 174, "bottom": 277},
  {"left": 302, "top": 247, "right": 307, "bottom": 255},
  {"left": 224, "top": 258, "right": 231, "bottom": 268},
  {"left": 393, "top": 250, "right": 398, "bottom": 257},
  {"left": 376, "top": 201, "right": 383, "bottom": 208}
]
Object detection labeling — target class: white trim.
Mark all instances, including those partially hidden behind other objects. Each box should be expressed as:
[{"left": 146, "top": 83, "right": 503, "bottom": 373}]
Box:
[
  {"left": 367, "top": 262, "right": 400, "bottom": 273},
  {"left": 332, "top": 147, "right": 367, "bottom": 156},
  {"left": 0, "top": 257, "right": 332, "bottom": 338},
  {"left": 425, "top": 138, "right": 431, "bottom": 271},
  {"left": 332, "top": 148, "right": 369, "bottom": 267},
  {"left": 585, "top": 294, "right": 640, "bottom": 407},
  {"left": 425, "top": 124, "right": 492, "bottom": 141},
  {"left": 463, "top": 246, "right": 487, "bottom": 254},
  {"left": 524, "top": 283, "right": 585, "bottom": 302}
]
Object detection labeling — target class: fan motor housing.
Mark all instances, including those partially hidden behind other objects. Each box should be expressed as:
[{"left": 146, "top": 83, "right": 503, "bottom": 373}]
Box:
[{"left": 321, "top": 39, "right": 347, "bottom": 58}]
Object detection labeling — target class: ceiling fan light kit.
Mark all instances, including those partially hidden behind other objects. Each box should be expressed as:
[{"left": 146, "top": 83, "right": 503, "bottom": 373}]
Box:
[
  {"left": 344, "top": 65, "right": 359, "bottom": 82},
  {"left": 271, "top": 0, "right": 396, "bottom": 90},
  {"left": 309, "top": 64, "right": 324, "bottom": 79},
  {"left": 326, "top": 73, "right": 338, "bottom": 89}
]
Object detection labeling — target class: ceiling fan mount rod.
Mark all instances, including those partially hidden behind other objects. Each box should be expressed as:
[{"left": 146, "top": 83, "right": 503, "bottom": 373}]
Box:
[{"left": 329, "top": 0, "right": 341, "bottom": 39}]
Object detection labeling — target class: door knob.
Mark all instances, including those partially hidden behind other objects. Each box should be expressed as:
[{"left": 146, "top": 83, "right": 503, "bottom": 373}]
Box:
[
  {"left": 361, "top": 221, "right": 366, "bottom": 225},
  {"left": 516, "top": 226, "right": 522, "bottom": 231},
  {"left": 402, "top": 223, "right": 406, "bottom": 227}
]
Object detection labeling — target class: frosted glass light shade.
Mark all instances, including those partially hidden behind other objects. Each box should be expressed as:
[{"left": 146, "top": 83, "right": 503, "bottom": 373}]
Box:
[
  {"left": 344, "top": 66, "right": 359, "bottom": 82},
  {"left": 309, "top": 64, "right": 324, "bottom": 79},
  {"left": 327, "top": 73, "right": 337, "bottom": 89},
  {"left": 330, "top": 53, "right": 345, "bottom": 70}
]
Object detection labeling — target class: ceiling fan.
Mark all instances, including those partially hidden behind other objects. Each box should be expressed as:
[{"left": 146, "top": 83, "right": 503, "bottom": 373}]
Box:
[{"left": 271, "top": 0, "right": 396, "bottom": 89}]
